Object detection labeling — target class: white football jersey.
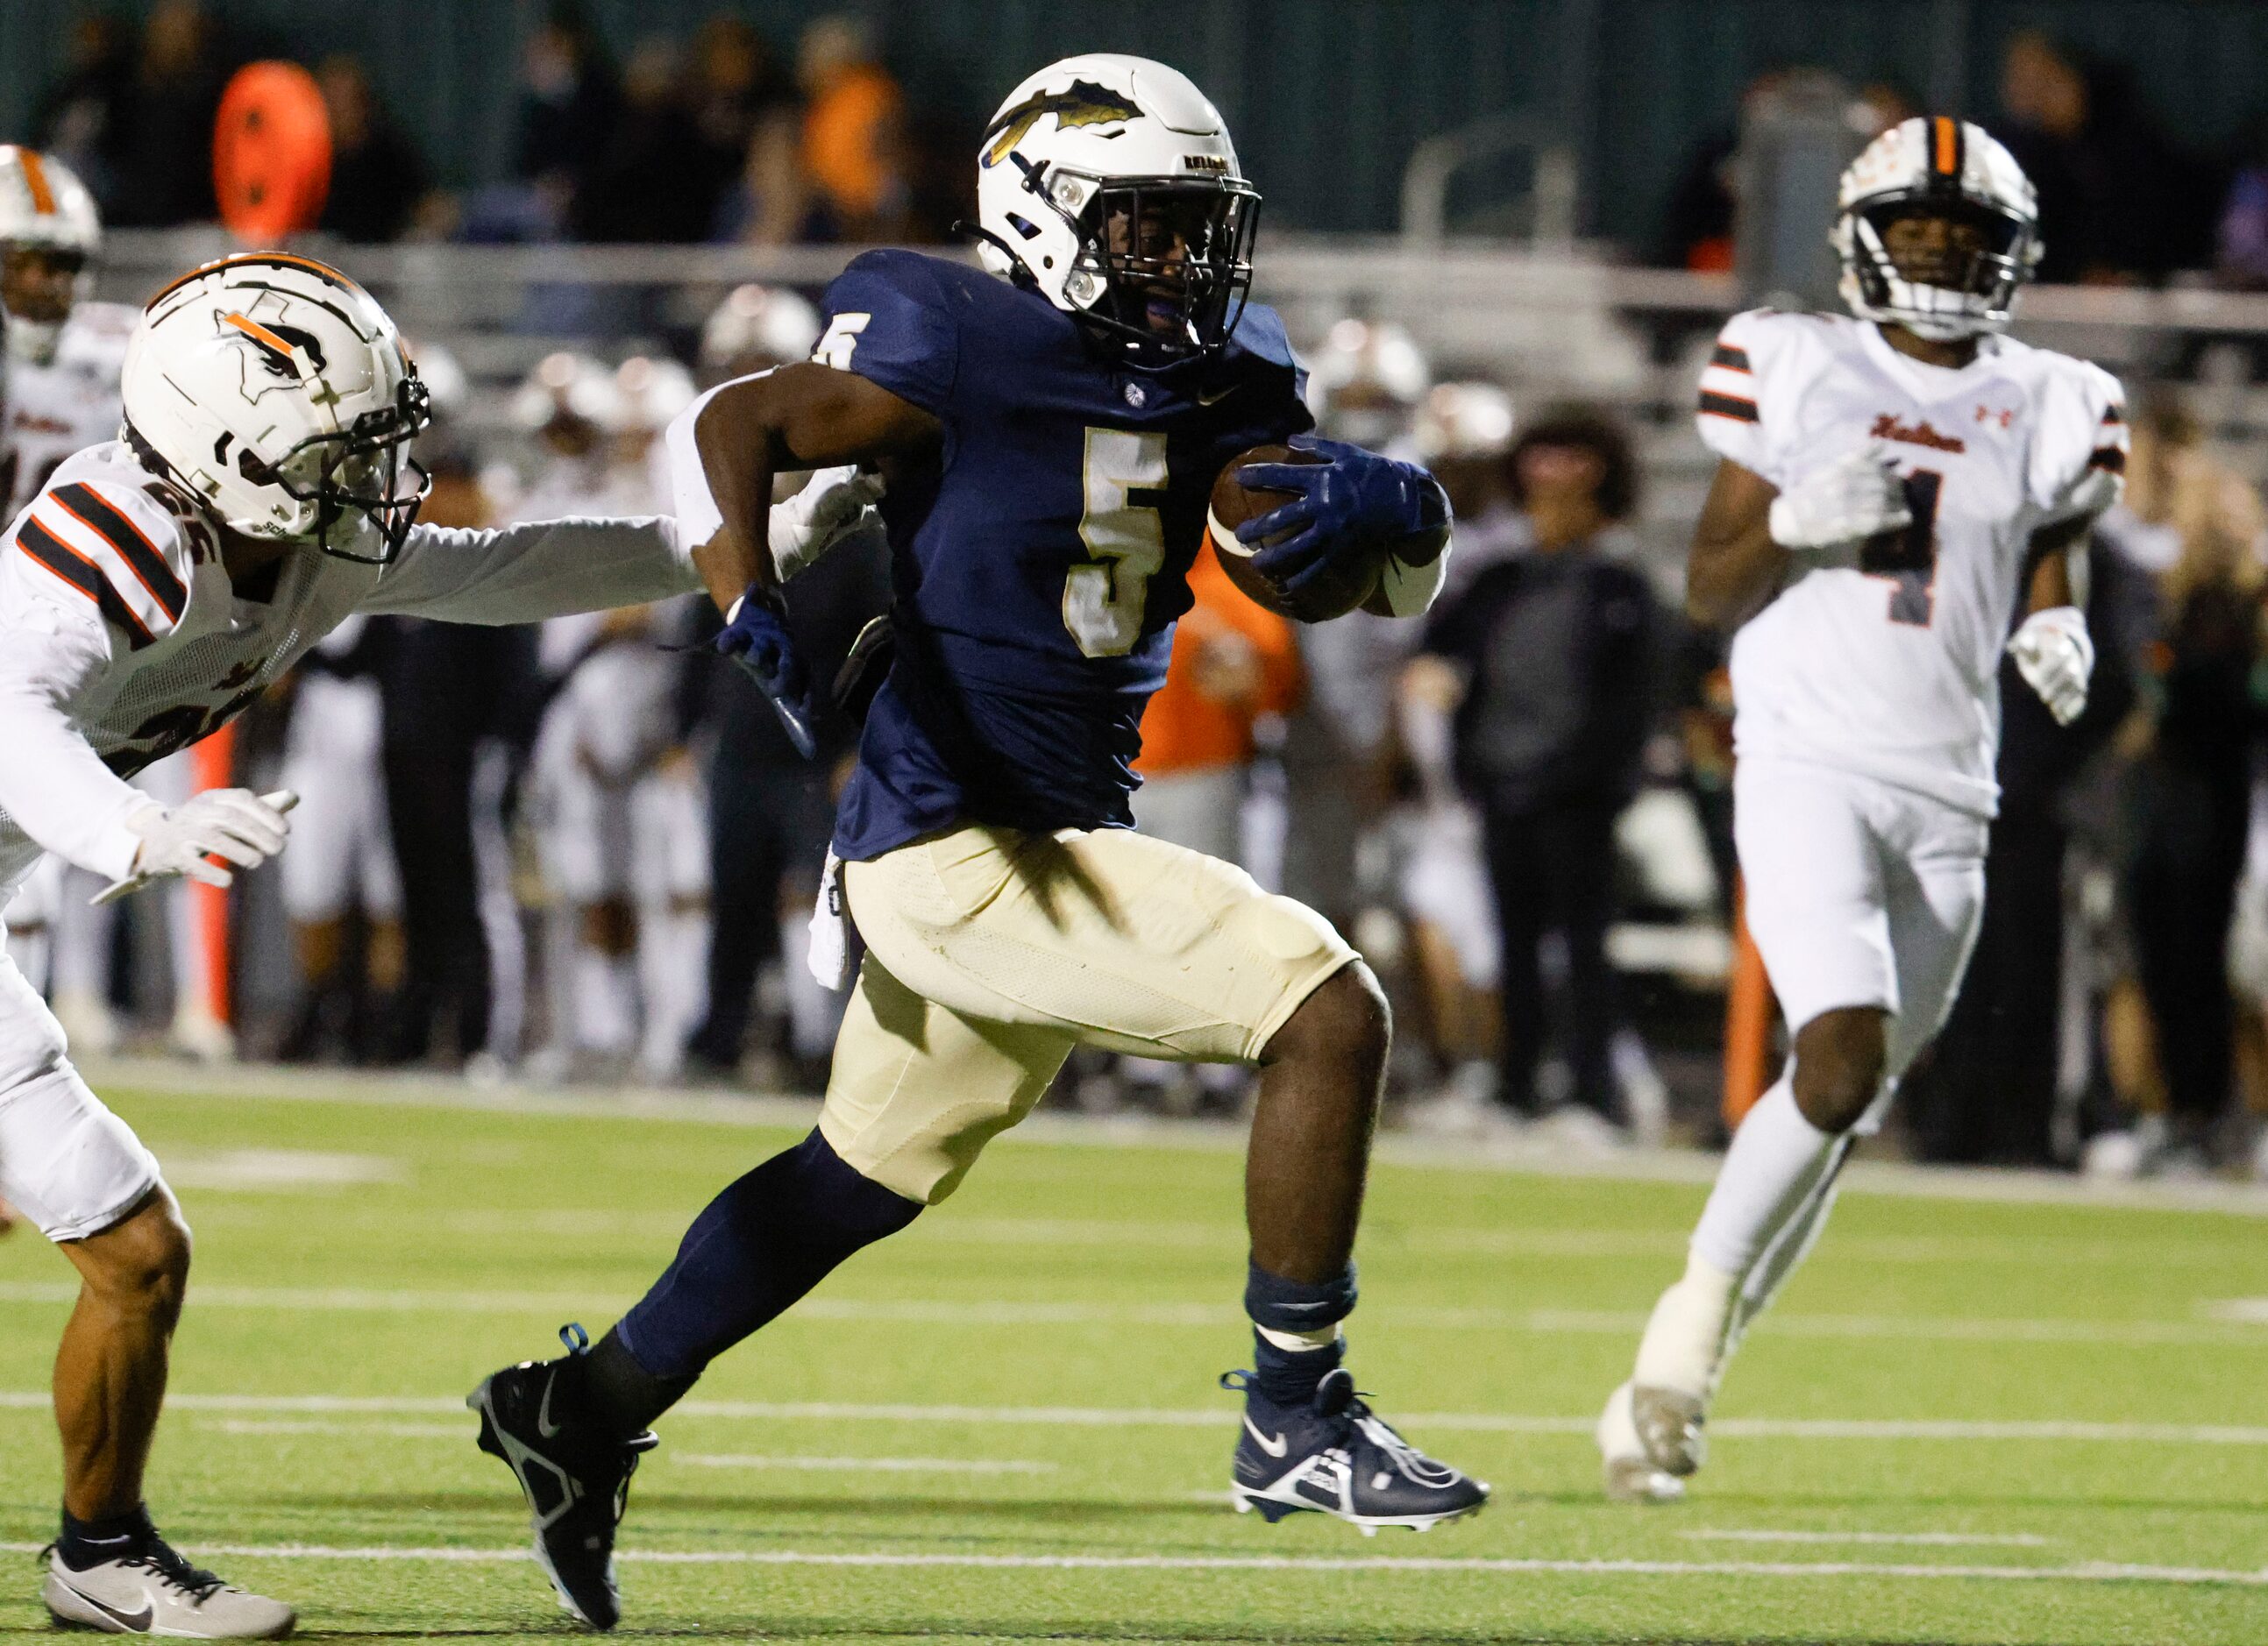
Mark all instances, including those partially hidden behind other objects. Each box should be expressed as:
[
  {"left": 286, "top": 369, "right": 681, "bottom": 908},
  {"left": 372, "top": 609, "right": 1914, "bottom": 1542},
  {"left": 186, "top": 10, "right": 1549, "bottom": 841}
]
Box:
[
  {"left": 0, "top": 440, "right": 693, "bottom": 898},
  {"left": 1697, "top": 309, "right": 2125, "bottom": 814},
  {"left": 4, "top": 301, "right": 135, "bottom": 521}
]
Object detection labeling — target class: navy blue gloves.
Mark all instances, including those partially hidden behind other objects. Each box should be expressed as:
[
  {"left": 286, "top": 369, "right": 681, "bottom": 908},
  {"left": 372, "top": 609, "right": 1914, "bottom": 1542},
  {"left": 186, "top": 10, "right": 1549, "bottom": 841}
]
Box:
[
  {"left": 1234, "top": 434, "right": 1451, "bottom": 597},
  {"left": 716, "top": 585, "right": 816, "bottom": 759}
]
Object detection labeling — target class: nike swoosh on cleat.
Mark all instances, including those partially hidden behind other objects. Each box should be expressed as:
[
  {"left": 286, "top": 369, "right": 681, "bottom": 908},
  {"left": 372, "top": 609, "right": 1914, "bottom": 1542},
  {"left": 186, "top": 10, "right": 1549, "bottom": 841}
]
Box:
[
  {"left": 1241, "top": 1415, "right": 1290, "bottom": 1458},
  {"left": 536, "top": 1375, "right": 563, "bottom": 1439},
  {"left": 1198, "top": 384, "right": 1240, "bottom": 406},
  {"left": 54, "top": 1578, "right": 154, "bottom": 1632}
]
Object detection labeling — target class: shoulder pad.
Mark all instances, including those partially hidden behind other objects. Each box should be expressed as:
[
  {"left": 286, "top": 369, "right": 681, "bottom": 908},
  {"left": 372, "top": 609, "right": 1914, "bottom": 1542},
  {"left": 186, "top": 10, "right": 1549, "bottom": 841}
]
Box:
[
  {"left": 1228, "top": 303, "right": 1297, "bottom": 371},
  {"left": 11, "top": 466, "right": 196, "bottom": 650}
]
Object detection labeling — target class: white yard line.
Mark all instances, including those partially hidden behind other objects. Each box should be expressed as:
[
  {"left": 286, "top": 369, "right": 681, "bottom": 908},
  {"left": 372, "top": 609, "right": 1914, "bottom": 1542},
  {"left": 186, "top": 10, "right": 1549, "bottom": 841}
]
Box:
[
  {"left": 674, "top": 1455, "right": 1056, "bottom": 1474},
  {"left": 6, "top": 1391, "right": 2267, "bottom": 1444},
  {"left": 208, "top": 1206, "right": 2264, "bottom": 1272},
  {"left": 1681, "top": 1529, "right": 2053, "bottom": 1548},
  {"left": 1, "top": 1281, "right": 2260, "bottom": 1348},
  {"left": 0, "top": 1539, "right": 2257, "bottom": 1586},
  {"left": 204, "top": 1419, "right": 469, "bottom": 1437},
  {"left": 81, "top": 1054, "right": 2268, "bottom": 1217}
]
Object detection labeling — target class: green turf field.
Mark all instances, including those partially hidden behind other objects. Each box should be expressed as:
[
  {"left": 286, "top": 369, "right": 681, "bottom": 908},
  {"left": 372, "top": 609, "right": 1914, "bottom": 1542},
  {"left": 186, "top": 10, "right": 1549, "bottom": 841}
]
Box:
[{"left": 4, "top": 1077, "right": 2267, "bottom": 1644}]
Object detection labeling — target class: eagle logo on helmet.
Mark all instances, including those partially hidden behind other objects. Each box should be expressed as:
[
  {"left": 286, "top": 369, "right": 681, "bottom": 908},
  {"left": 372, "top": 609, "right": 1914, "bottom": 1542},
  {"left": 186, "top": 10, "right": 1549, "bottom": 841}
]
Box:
[{"left": 981, "top": 80, "right": 1141, "bottom": 168}]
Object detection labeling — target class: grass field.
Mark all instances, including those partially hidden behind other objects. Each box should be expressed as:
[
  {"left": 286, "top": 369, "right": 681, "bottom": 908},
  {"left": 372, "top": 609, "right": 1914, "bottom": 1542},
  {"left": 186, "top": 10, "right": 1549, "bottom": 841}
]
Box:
[{"left": 4, "top": 1074, "right": 2267, "bottom": 1644}]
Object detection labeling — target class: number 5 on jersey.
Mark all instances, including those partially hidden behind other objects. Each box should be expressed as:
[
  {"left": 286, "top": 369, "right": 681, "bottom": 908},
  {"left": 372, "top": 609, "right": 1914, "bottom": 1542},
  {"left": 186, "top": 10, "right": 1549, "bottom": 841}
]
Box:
[
  {"left": 814, "top": 312, "right": 870, "bottom": 370},
  {"left": 1065, "top": 428, "right": 1167, "bottom": 658}
]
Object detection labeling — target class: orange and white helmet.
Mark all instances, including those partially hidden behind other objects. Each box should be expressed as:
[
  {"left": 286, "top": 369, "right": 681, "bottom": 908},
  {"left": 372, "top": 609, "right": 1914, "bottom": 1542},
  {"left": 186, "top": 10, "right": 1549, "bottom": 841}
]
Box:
[
  {"left": 0, "top": 145, "right": 102, "bottom": 365},
  {"left": 1831, "top": 117, "right": 2041, "bottom": 341},
  {"left": 122, "top": 252, "right": 430, "bottom": 563}
]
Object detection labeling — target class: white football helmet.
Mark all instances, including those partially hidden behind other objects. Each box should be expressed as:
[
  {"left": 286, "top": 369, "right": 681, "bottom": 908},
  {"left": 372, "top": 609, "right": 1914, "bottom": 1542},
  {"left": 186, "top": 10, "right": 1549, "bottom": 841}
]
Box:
[
  {"left": 122, "top": 252, "right": 430, "bottom": 562},
  {"left": 511, "top": 351, "right": 619, "bottom": 433},
  {"left": 699, "top": 283, "right": 821, "bottom": 376},
  {"left": 1414, "top": 382, "right": 1517, "bottom": 464},
  {"left": 1831, "top": 117, "right": 2041, "bottom": 342},
  {"left": 0, "top": 145, "right": 102, "bottom": 365},
  {"left": 1307, "top": 318, "right": 1430, "bottom": 448},
  {"left": 608, "top": 355, "right": 696, "bottom": 434},
  {"left": 404, "top": 337, "right": 471, "bottom": 423},
  {"left": 975, "top": 53, "right": 1258, "bottom": 364}
]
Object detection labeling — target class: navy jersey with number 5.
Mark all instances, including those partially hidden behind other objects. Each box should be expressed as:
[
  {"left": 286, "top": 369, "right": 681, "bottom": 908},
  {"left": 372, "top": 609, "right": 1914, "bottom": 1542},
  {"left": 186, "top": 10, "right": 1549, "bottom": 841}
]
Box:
[{"left": 820, "top": 248, "right": 1311, "bottom": 861}]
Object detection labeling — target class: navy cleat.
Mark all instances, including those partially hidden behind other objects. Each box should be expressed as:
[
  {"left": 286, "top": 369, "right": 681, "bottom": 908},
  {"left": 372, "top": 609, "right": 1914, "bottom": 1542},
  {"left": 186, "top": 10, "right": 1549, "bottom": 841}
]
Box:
[
  {"left": 468, "top": 1325, "right": 656, "bottom": 1630},
  {"left": 1223, "top": 1366, "right": 1489, "bottom": 1535}
]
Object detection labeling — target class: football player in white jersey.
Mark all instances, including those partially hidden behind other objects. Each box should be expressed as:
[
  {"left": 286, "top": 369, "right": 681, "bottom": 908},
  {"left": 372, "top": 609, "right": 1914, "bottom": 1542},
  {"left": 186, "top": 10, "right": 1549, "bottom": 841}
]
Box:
[
  {"left": 0, "top": 250, "right": 858, "bottom": 1636},
  {"left": 1596, "top": 118, "right": 2125, "bottom": 1502},
  {"left": 0, "top": 145, "right": 133, "bottom": 518}
]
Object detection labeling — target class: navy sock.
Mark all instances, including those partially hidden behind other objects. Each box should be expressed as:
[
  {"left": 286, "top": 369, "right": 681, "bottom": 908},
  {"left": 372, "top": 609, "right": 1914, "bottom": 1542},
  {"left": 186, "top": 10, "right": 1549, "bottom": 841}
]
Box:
[
  {"left": 1243, "top": 1258, "right": 1358, "bottom": 1405},
  {"left": 58, "top": 1504, "right": 155, "bottom": 1571},
  {"left": 606, "top": 1130, "right": 921, "bottom": 1417},
  {"left": 1250, "top": 1327, "right": 1347, "bottom": 1407}
]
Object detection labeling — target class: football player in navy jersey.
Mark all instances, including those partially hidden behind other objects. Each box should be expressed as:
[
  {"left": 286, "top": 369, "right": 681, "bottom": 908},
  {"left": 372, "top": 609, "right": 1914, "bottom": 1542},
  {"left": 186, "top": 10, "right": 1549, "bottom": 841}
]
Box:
[{"left": 470, "top": 54, "right": 1480, "bottom": 1628}]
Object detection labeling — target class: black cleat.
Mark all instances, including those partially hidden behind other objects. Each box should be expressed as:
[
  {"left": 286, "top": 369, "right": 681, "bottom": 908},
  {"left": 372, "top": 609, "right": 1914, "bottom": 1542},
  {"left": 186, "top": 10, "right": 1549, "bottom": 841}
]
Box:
[
  {"left": 468, "top": 1325, "right": 656, "bottom": 1630},
  {"left": 1223, "top": 1366, "right": 1489, "bottom": 1535}
]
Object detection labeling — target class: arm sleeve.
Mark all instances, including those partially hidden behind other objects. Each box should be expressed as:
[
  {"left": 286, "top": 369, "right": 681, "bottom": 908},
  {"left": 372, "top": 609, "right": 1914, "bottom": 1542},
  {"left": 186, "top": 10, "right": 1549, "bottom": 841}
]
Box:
[
  {"left": 2032, "top": 364, "right": 2128, "bottom": 524},
  {"left": 1694, "top": 310, "right": 1776, "bottom": 483},
  {"left": 0, "top": 604, "right": 146, "bottom": 880},
  {"left": 814, "top": 252, "right": 960, "bottom": 416},
  {"left": 359, "top": 515, "right": 697, "bottom": 625}
]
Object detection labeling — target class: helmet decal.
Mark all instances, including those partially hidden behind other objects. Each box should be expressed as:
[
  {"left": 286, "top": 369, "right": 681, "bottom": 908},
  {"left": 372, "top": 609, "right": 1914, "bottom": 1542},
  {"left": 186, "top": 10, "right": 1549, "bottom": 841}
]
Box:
[
  {"left": 981, "top": 81, "right": 1141, "bottom": 168},
  {"left": 221, "top": 311, "right": 324, "bottom": 381}
]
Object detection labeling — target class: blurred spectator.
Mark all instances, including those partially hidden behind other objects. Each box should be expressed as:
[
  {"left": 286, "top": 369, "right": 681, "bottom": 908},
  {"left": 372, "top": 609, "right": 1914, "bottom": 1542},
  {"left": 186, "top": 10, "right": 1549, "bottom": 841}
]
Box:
[
  {"left": 2214, "top": 117, "right": 2268, "bottom": 289},
  {"left": 1115, "top": 541, "right": 1302, "bottom": 1112},
  {"left": 1278, "top": 321, "right": 1430, "bottom": 938},
  {"left": 1995, "top": 30, "right": 2221, "bottom": 281},
  {"left": 683, "top": 17, "right": 792, "bottom": 239},
  {"left": 32, "top": 17, "right": 133, "bottom": 213},
  {"left": 106, "top": 0, "right": 228, "bottom": 227},
  {"left": 2122, "top": 462, "right": 2267, "bottom": 1167},
  {"left": 1415, "top": 409, "right": 1656, "bottom": 1131},
  {"left": 577, "top": 38, "right": 716, "bottom": 243},
  {"left": 513, "top": 3, "right": 619, "bottom": 233},
  {"left": 1905, "top": 541, "right": 2144, "bottom": 1166},
  {"left": 315, "top": 56, "right": 437, "bottom": 244},
  {"left": 1652, "top": 71, "right": 1909, "bottom": 273},
  {"left": 798, "top": 15, "right": 907, "bottom": 241}
]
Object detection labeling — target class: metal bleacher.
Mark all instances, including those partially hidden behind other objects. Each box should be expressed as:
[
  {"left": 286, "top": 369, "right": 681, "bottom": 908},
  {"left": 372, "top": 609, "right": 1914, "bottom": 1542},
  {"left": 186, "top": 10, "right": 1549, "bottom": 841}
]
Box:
[{"left": 90, "top": 227, "right": 2268, "bottom": 592}]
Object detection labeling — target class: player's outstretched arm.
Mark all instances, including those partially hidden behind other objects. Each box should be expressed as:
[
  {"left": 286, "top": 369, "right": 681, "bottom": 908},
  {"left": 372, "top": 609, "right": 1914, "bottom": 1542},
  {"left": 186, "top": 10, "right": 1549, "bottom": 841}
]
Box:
[
  {"left": 1685, "top": 458, "right": 1789, "bottom": 630},
  {"left": 688, "top": 361, "right": 941, "bottom": 615}
]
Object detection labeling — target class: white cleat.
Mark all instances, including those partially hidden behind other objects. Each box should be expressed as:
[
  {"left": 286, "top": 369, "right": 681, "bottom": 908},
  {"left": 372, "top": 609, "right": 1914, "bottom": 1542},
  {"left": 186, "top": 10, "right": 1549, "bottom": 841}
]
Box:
[
  {"left": 44, "top": 1544, "right": 295, "bottom": 1639},
  {"left": 1596, "top": 1380, "right": 1685, "bottom": 1504}
]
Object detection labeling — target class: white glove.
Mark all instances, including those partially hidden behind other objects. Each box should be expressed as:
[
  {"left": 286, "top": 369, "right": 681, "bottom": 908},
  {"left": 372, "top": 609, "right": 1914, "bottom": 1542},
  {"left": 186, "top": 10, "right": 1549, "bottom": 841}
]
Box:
[
  {"left": 101, "top": 789, "right": 298, "bottom": 902},
  {"left": 769, "top": 464, "right": 885, "bottom": 582},
  {"left": 2008, "top": 606, "right": 2094, "bottom": 726},
  {"left": 1768, "top": 443, "right": 1913, "bottom": 552}
]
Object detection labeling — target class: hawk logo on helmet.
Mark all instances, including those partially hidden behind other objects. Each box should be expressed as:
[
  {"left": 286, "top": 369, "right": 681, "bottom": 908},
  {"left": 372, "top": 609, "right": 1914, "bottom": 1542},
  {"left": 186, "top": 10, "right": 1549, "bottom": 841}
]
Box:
[
  {"left": 981, "top": 80, "right": 1141, "bottom": 168},
  {"left": 220, "top": 310, "right": 328, "bottom": 382}
]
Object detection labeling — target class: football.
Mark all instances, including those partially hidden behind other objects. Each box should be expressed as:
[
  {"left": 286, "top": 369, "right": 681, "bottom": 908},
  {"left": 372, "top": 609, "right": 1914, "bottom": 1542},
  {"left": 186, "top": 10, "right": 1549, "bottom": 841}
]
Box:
[{"left": 1207, "top": 443, "right": 1383, "bottom": 623}]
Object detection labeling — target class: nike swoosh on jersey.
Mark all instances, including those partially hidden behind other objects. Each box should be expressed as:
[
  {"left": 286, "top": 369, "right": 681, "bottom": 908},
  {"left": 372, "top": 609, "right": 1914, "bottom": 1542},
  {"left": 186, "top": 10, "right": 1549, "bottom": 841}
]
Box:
[
  {"left": 1242, "top": 1414, "right": 1290, "bottom": 1458},
  {"left": 53, "top": 1576, "right": 155, "bottom": 1632}
]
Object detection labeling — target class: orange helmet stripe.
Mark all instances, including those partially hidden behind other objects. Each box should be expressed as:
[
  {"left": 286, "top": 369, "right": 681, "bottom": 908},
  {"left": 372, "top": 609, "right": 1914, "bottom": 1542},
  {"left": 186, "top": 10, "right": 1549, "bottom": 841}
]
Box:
[
  {"left": 146, "top": 251, "right": 362, "bottom": 312},
  {"left": 1933, "top": 117, "right": 1959, "bottom": 177},
  {"left": 15, "top": 147, "right": 55, "bottom": 215},
  {"left": 223, "top": 310, "right": 304, "bottom": 374}
]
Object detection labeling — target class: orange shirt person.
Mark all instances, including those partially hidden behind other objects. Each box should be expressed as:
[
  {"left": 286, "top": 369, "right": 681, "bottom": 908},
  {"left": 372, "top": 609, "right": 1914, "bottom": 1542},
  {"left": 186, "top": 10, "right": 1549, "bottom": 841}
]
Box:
[{"left": 1133, "top": 540, "right": 1301, "bottom": 862}]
